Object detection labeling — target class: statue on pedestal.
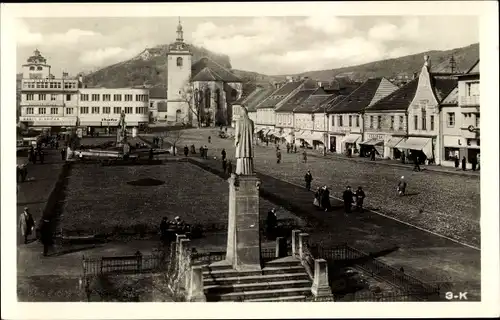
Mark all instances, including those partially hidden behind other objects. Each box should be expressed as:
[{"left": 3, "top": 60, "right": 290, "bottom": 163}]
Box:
[
  {"left": 117, "top": 110, "right": 127, "bottom": 144},
  {"left": 235, "top": 106, "right": 254, "bottom": 175}
]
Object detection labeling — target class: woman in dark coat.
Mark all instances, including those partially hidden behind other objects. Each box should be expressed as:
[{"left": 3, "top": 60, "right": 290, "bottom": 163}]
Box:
[
  {"left": 461, "top": 156, "right": 467, "bottom": 171},
  {"left": 320, "top": 186, "right": 331, "bottom": 212},
  {"left": 313, "top": 187, "right": 322, "bottom": 208}
]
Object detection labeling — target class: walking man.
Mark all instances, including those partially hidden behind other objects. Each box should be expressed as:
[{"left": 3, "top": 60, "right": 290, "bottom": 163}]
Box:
[
  {"left": 183, "top": 145, "right": 189, "bottom": 157},
  {"left": 227, "top": 160, "right": 233, "bottom": 175},
  {"left": 413, "top": 155, "right": 420, "bottom": 172},
  {"left": 276, "top": 149, "right": 282, "bottom": 164},
  {"left": 462, "top": 156, "right": 467, "bottom": 171},
  {"left": 355, "top": 186, "right": 366, "bottom": 212},
  {"left": 304, "top": 170, "right": 313, "bottom": 191},
  {"left": 203, "top": 145, "right": 209, "bottom": 159},
  {"left": 302, "top": 150, "right": 307, "bottom": 163},
  {"left": 222, "top": 159, "right": 227, "bottom": 173},
  {"left": 19, "top": 207, "right": 35, "bottom": 244},
  {"left": 221, "top": 148, "right": 227, "bottom": 161},
  {"left": 342, "top": 186, "right": 354, "bottom": 214},
  {"left": 397, "top": 176, "right": 407, "bottom": 196},
  {"left": 39, "top": 218, "right": 53, "bottom": 256}
]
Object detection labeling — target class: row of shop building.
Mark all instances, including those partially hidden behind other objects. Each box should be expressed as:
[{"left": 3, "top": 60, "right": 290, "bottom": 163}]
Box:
[{"left": 232, "top": 56, "right": 480, "bottom": 168}]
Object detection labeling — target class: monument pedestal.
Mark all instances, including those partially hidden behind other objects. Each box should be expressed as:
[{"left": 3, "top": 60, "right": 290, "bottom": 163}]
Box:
[{"left": 226, "top": 174, "right": 262, "bottom": 271}]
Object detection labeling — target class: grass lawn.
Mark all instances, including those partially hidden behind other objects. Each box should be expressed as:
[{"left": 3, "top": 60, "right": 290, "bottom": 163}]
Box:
[
  {"left": 60, "top": 162, "right": 304, "bottom": 236},
  {"left": 172, "top": 129, "right": 481, "bottom": 247}
]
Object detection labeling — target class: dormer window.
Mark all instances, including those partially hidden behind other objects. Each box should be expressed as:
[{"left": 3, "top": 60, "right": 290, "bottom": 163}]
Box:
[
  {"left": 176, "top": 57, "right": 183, "bottom": 67},
  {"left": 29, "top": 66, "right": 35, "bottom": 71},
  {"left": 37, "top": 66, "right": 43, "bottom": 71}
]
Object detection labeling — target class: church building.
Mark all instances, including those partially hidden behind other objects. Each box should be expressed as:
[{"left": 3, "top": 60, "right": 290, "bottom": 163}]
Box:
[{"left": 159, "top": 19, "right": 243, "bottom": 127}]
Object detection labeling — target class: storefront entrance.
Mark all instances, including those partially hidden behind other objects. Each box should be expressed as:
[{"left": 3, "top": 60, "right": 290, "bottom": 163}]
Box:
[{"left": 329, "top": 136, "right": 336, "bottom": 152}]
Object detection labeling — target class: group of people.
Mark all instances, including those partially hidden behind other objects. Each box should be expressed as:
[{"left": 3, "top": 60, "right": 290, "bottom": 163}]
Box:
[
  {"left": 454, "top": 155, "right": 480, "bottom": 171},
  {"left": 28, "top": 145, "right": 45, "bottom": 164},
  {"left": 159, "top": 216, "right": 190, "bottom": 243},
  {"left": 152, "top": 136, "right": 164, "bottom": 148},
  {"left": 19, "top": 207, "right": 53, "bottom": 256},
  {"left": 285, "top": 143, "right": 298, "bottom": 154},
  {"left": 314, "top": 186, "right": 331, "bottom": 212}
]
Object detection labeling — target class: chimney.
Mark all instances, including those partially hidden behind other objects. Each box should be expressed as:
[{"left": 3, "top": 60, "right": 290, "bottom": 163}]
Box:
[{"left": 78, "top": 74, "right": 84, "bottom": 88}]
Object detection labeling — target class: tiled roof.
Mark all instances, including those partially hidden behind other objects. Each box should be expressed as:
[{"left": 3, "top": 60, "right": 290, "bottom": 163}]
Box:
[
  {"left": 467, "top": 59, "right": 479, "bottom": 73},
  {"left": 275, "top": 89, "right": 316, "bottom": 112},
  {"left": 191, "top": 67, "right": 224, "bottom": 82},
  {"left": 365, "top": 78, "right": 419, "bottom": 112},
  {"left": 256, "top": 81, "right": 305, "bottom": 109},
  {"left": 441, "top": 86, "right": 458, "bottom": 105},
  {"left": 244, "top": 87, "right": 276, "bottom": 112},
  {"left": 294, "top": 91, "right": 332, "bottom": 113},
  {"left": 430, "top": 74, "right": 458, "bottom": 102},
  {"left": 328, "top": 78, "right": 385, "bottom": 114},
  {"left": 191, "top": 57, "right": 242, "bottom": 83},
  {"left": 149, "top": 86, "right": 167, "bottom": 99},
  {"left": 324, "top": 95, "right": 347, "bottom": 113}
]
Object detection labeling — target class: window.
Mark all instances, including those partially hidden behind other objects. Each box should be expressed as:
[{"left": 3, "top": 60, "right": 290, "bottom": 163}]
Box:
[
  {"left": 356, "top": 115, "right": 360, "bottom": 127},
  {"left": 26, "top": 94, "right": 34, "bottom": 101},
  {"left": 414, "top": 115, "right": 418, "bottom": 130},
  {"left": 124, "top": 107, "right": 133, "bottom": 114},
  {"left": 338, "top": 115, "right": 343, "bottom": 127},
  {"left": 466, "top": 82, "right": 479, "bottom": 96},
  {"left": 113, "top": 94, "right": 122, "bottom": 101},
  {"left": 421, "top": 110, "right": 427, "bottom": 130},
  {"left": 136, "top": 107, "right": 148, "bottom": 114},
  {"left": 26, "top": 107, "right": 34, "bottom": 115},
  {"left": 113, "top": 107, "right": 122, "bottom": 114},
  {"left": 377, "top": 116, "right": 382, "bottom": 129},
  {"left": 348, "top": 115, "right": 352, "bottom": 127},
  {"left": 66, "top": 94, "right": 71, "bottom": 101},
  {"left": 369, "top": 115, "right": 373, "bottom": 128},
  {"left": 399, "top": 116, "right": 404, "bottom": 130},
  {"left": 39, "top": 94, "right": 46, "bottom": 101},
  {"left": 430, "top": 115, "right": 435, "bottom": 131},
  {"left": 444, "top": 147, "right": 460, "bottom": 161},
  {"left": 66, "top": 108, "right": 74, "bottom": 115},
  {"left": 80, "top": 94, "right": 89, "bottom": 101},
  {"left": 103, "top": 94, "right": 111, "bottom": 101},
  {"left": 38, "top": 107, "right": 46, "bottom": 115},
  {"left": 390, "top": 116, "right": 395, "bottom": 129},
  {"left": 50, "top": 107, "right": 58, "bottom": 115},
  {"left": 475, "top": 114, "right": 480, "bottom": 127},
  {"left": 177, "top": 57, "right": 183, "bottom": 67},
  {"left": 29, "top": 66, "right": 35, "bottom": 71},
  {"left": 125, "top": 94, "right": 133, "bottom": 101},
  {"left": 136, "top": 94, "right": 148, "bottom": 102},
  {"left": 51, "top": 94, "right": 57, "bottom": 101},
  {"left": 91, "top": 94, "right": 100, "bottom": 101},
  {"left": 331, "top": 116, "right": 335, "bottom": 127},
  {"left": 80, "top": 107, "right": 89, "bottom": 114},
  {"left": 91, "top": 107, "right": 100, "bottom": 114},
  {"left": 103, "top": 107, "right": 111, "bottom": 114},
  {"left": 57, "top": 82, "right": 61, "bottom": 89},
  {"left": 447, "top": 112, "right": 455, "bottom": 127},
  {"left": 37, "top": 66, "right": 42, "bottom": 71}
]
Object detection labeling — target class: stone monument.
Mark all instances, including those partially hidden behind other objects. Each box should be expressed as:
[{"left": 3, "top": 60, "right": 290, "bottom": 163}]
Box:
[
  {"left": 117, "top": 110, "right": 127, "bottom": 146},
  {"left": 226, "top": 106, "right": 262, "bottom": 271}
]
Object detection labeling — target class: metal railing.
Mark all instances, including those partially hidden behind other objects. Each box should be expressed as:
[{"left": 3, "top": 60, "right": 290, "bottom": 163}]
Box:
[{"left": 82, "top": 250, "right": 166, "bottom": 277}]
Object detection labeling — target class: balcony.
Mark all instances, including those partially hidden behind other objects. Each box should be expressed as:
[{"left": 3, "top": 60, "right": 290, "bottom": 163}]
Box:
[{"left": 459, "top": 95, "right": 480, "bottom": 107}]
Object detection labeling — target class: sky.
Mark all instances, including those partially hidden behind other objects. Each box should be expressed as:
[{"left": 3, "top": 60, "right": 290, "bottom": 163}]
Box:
[{"left": 16, "top": 16, "right": 479, "bottom": 77}]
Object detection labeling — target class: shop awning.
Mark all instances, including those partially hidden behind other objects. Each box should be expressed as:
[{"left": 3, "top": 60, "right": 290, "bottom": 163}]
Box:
[
  {"left": 294, "top": 130, "right": 306, "bottom": 139},
  {"left": 396, "top": 137, "right": 433, "bottom": 158},
  {"left": 342, "top": 134, "right": 360, "bottom": 144},
  {"left": 359, "top": 139, "right": 383, "bottom": 146},
  {"left": 310, "top": 132, "right": 325, "bottom": 142},
  {"left": 386, "top": 137, "right": 403, "bottom": 148},
  {"left": 263, "top": 129, "right": 271, "bottom": 136}
]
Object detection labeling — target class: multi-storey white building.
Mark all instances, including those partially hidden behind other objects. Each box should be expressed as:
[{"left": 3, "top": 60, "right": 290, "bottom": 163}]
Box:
[{"left": 77, "top": 88, "right": 149, "bottom": 133}]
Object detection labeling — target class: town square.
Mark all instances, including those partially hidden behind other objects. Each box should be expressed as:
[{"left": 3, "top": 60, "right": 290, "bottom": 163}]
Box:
[{"left": 3, "top": 4, "right": 498, "bottom": 317}]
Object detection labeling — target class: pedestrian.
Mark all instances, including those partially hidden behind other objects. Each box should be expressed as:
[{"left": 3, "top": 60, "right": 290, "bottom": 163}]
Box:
[
  {"left": 222, "top": 159, "right": 227, "bottom": 173},
  {"left": 302, "top": 150, "right": 307, "bottom": 163},
  {"left": 342, "top": 186, "right": 354, "bottom": 214},
  {"left": 19, "top": 207, "right": 35, "bottom": 244},
  {"left": 286, "top": 143, "right": 290, "bottom": 154},
  {"left": 221, "top": 148, "right": 227, "bottom": 161},
  {"left": 461, "top": 156, "right": 466, "bottom": 171},
  {"left": 477, "top": 153, "right": 480, "bottom": 170},
  {"left": 397, "top": 176, "right": 407, "bottom": 196},
  {"left": 266, "top": 208, "right": 278, "bottom": 238},
  {"left": 160, "top": 217, "right": 169, "bottom": 243},
  {"left": 355, "top": 186, "right": 366, "bottom": 212},
  {"left": 208, "top": 136, "right": 211, "bottom": 143},
  {"left": 454, "top": 156, "right": 460, "bottom": 169},
  {"left": 28, "top": 146, "right": 34, "bottom": 163},
  {"left": 313, "top": 187, "right": 321, "bottom": 208},
  {"left": 320, "top": 186, "right": 331, "bottom": 212},
  {"left": 413, "top": 155, "right": 420, "bottom": 172},
  {"left": 20, "top": 165, "right": 27, "bottom": 182},
  {"left": 227, "top": 160, "right": 233, "bottom": 175},
  {"left": 39, "top": 149, "right": 45, "bottom": 164},
  {"left": 294, "top": 145, "right": 297, "bottom": 153},
  {"left": 304, "top": 170, "right": 313, "bottom": 191},
  {"left": 149, "top": 148, "right": 154, "bottom": 160},
  {"left": 276, "top": 150, "right": 281, "bottom": 164},
  {"left": 190, "top": 144, "right": 196, "bottom": 155},
  {"left": 401, "top": 151, "right": 406, "bottom": 164},
  {"left": 471, "top": 156, "right": 477, "bottom": 171},
  {"left": 60, "top": 147, "right": 66, "bottom": 161},
  {"left": 204, "top": 145, "right": 209, "bottom": 159},
  {"left": 183, "top": 145, "right": 189, "bottom": 157},
  {"left": 266, "top": 139, "right": 269, "bottom": 147},
  {"left": 370, "top": 149, "right": 376, "bottom": 161},
  {"left": 32, "top": 148, "right": 38, "bottom": 164},
  {"left": 199, "top": 146, "right": 204, "bottom": 158},
  {"left": 39, "top": 218, "right": 53, "bottom": 256},
  {"left": 225, "top": 127, "right": 228, "bottom": 133}
]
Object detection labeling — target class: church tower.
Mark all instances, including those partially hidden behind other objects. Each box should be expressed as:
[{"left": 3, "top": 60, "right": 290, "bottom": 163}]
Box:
[{"left": 166, "top": 17, "right": 193, "bottom": 124}]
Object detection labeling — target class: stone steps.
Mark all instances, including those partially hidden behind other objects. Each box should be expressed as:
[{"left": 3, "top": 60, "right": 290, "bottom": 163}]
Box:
[
  {"left": 203, "top": 265, "right": 306, "bottom": 278},
  {"left": 204, "top": 279, "right": 311, "bottom": 294},
  {"left": 203, "top": 272, "right": 309, "bottom": 285},
  {"left": 244, "top": 295, "right": 308, "bottom": 302},
  {"left": 210, "top": 287, "right": 312, "bottom": 302}
]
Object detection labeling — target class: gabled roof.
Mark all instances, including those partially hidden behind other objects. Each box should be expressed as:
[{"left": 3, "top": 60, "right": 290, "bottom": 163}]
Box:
[
  {"left": 275, "top": 89, "right": 316, "bottom": 112},
  {"left": 191, "top": 57, "right": 242, "bottom": 83},
  {"left": 149, "top": 86, "right": 167, "bottom": 99},
  {"left": 441, "top": 86, "right": 458, "bottom": 106},
  {"left": 324, "top": 95, "right": 347, "bottom": 113},
  {"left": 467, "top": 59, "right": 480, "bottom": 73},
  {"left": 294, "top": 90, "right": 332, "bottom": 113},
  {"left": 430, "top": 74, "right": 458, "bottom": 102},
  {"left": 329, "top": 78, "right": 388, "bottom": 114},
  {"left": 256, "top": 80, "right": 305, "bottom": 109},
  {"left": 365, "top": 78, "right": 419, "bottom": 112},
  {"left": 244, "top": 87, "right": 276, "bottom": 112},
  {"left": 191, "top": 67, "right": 224, "bottom": 82}
]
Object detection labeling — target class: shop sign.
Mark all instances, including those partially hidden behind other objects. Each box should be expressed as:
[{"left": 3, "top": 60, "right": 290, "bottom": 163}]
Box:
[
  {"left": 20, "top": 116, "right": 62, "bottom": 122},
  {"left": 101, "top": 117, "right": 119, "bottom": 122},
  {"left": 367, "top": 134, "right": 385, "bottom": 140}
]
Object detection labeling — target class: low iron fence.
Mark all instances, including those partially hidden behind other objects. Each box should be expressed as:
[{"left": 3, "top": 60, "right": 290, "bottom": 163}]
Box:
[{"left": 82, "top": 250, "right": 166, "bottom": 277}]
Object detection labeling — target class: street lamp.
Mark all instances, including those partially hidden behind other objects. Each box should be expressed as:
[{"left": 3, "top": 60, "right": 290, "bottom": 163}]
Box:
[{"left": 323, "top": 104, "right": 327, "bottom": 156}]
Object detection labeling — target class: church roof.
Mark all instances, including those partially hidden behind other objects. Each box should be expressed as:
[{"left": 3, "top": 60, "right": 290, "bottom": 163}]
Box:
[
  {"left": 191, "top": 57, "right": 242, "bottom": 83},
  {"left": 191, "top": 67, "right": 225, "bottom": 82}
]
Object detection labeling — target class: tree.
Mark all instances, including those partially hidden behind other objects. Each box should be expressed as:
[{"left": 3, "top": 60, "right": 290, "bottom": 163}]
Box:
[
  {"left": 179, "top": 81, "right": 209, "bottom": 128},
  {"left": 163, "top": 129, "right": 183, "bottom": 156}
]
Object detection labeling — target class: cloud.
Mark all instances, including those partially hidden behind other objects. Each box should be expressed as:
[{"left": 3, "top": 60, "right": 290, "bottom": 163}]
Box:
[
  {"left": 296, "top": 16, "right": 354, "bottom": 35},
  {"left": 16, "top": 19, "right": 101, "bottom": 47},
  {"left": 79, "top": 47, "right": 138, "bottom": 65},
  {"left": 368, "top": 18, "right": 422, "bottom": 42}
]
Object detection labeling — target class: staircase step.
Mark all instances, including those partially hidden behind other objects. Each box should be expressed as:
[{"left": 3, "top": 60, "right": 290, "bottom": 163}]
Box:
[
  {"left": 204, "top": 279, "right": 311, "bottom": 294},
  {"left": 245, "top": 295, "right": 308, "bottom": 302},
  {"left": 214, "top": 287, "right": 312, "bottom": 301},
  {"left": 202, "top": 265, "right": 306, "bottom": 278},
  {"left": 203, "top": 272, "right": 310, "bottom": 285},
  {"left": 265, "top": 257, "right": 303, "bottom": 268}
]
